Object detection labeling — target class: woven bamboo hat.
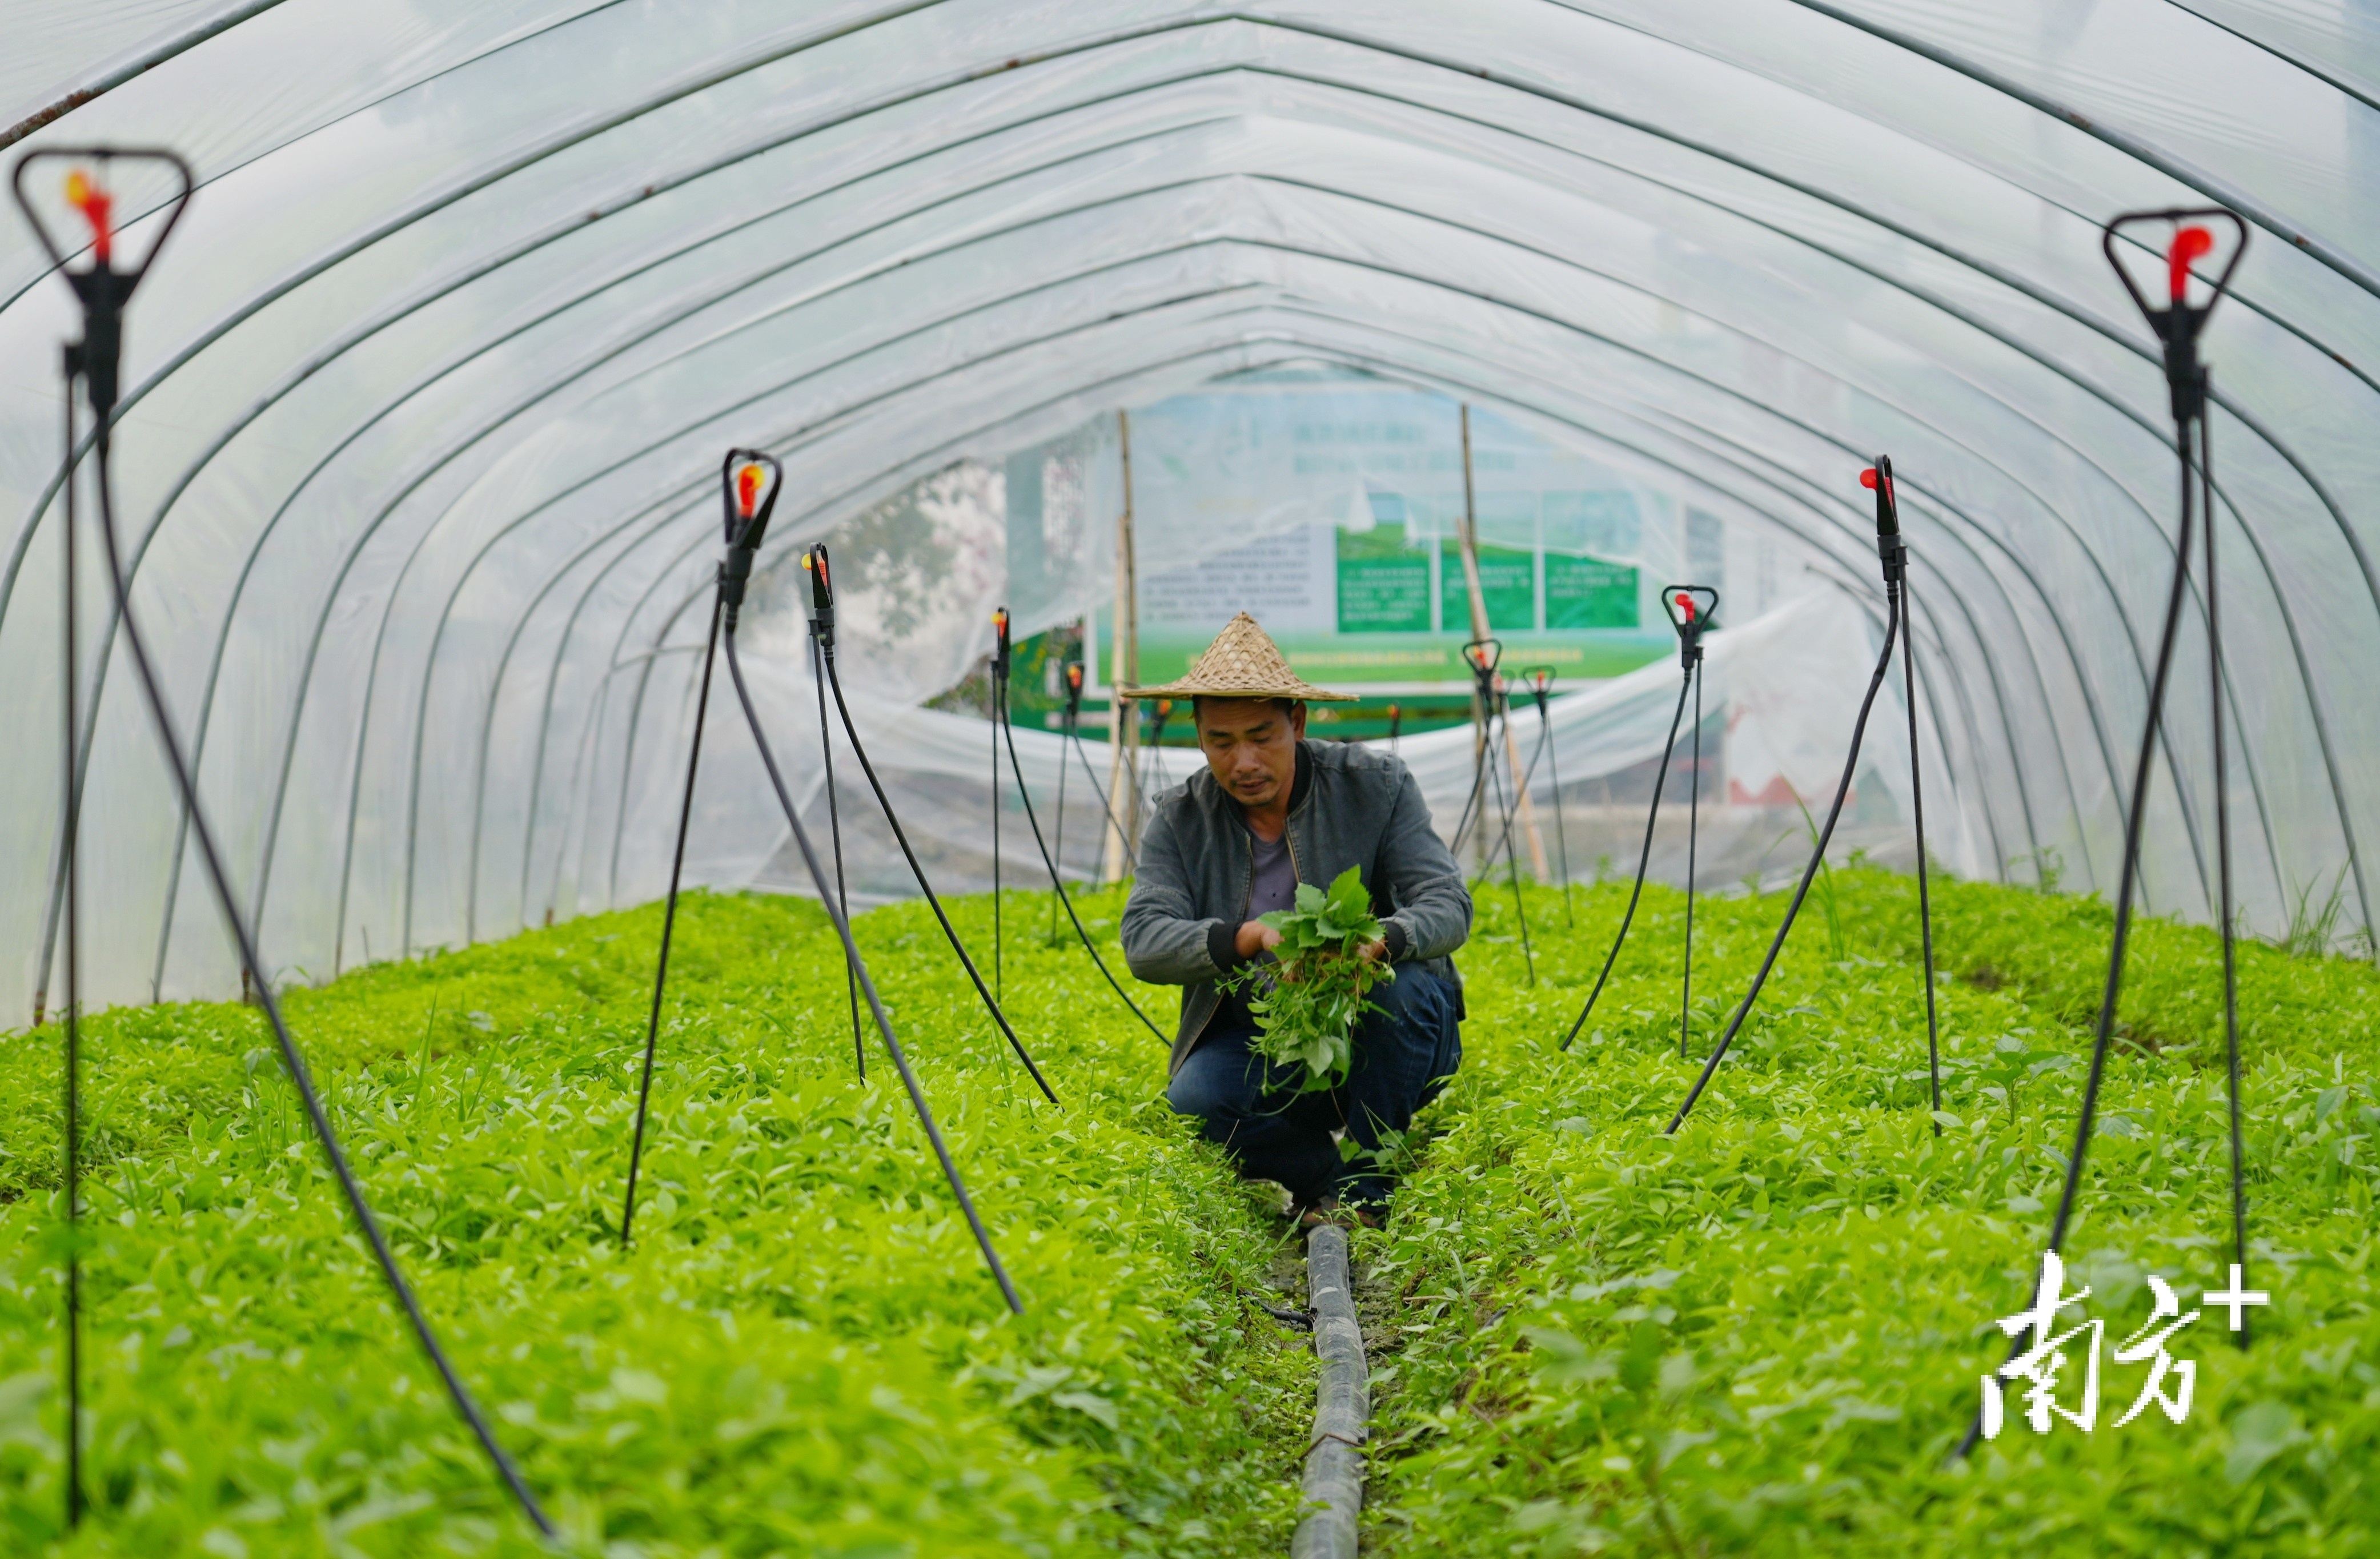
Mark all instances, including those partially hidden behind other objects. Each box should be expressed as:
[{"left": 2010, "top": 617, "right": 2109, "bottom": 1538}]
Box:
[{"left": 1120, "top": 612, "right": 1358, "bottom": 702}]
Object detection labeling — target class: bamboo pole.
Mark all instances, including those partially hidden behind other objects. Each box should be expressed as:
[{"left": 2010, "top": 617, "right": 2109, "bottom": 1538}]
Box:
[{"left": 1102, "top": 409, "right": 1139, "bottom": 884}]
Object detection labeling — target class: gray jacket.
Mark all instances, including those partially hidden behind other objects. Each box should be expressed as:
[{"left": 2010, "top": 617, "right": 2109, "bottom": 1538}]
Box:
[{"left": 1122, "top": 740, "right": 1472, "bottom": 1076}]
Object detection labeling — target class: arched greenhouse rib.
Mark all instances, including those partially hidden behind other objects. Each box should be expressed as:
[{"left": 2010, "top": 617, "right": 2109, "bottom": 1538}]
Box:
[{"left": 3, "top": 3, "right": 2375, "bottom": 998}]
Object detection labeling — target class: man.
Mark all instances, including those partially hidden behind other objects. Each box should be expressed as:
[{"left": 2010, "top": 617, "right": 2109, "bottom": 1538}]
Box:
[{"left": 1121, "top": 612, "right": 1471, "bottom": 1227}]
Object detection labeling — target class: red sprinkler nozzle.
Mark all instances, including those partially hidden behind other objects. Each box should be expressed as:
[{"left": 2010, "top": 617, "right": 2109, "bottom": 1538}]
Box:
[
  {"left": 2169, "top": 225, "right": 2216, "bottom": 303},
  {"left": 1066, "top": 662, "right": 1082, "bottom": 692},
  {"left": 1860, "top": 465, "right": 1895, "bottom": 506},
  {"left": 64, "top": 170, "right": 113, "bottom": 266},
  {"left": 1674, "top": 590, "right": 1695, "bottom": 622},
  {"left": 735, "top": 462, "right": 765, "bottom": 519}
]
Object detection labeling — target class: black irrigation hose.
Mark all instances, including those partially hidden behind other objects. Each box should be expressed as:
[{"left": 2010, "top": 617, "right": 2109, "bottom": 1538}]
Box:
[
  {"left": 1559, "top": 672, "right": 1694, "bottom": 1052},
  {"left": 1479, "top": 701, "right": 1536, "bottom": 987},
  {"left": 723, "top": 628, "right": 1025, "bottom": 1314},
  {"left": 1047, "top": 705, "right": 1071, "bottom": 945},
  {"left": 1665, "top": 586, "right": 1902, "bottom": 1134},
  {"left": 620, "top": 593, "right": 721, "bottom": 1247},
  {"left": 1903, "top": 574, "right": 1944, "bottom": 1131},
  {"left": 1538, "top": 691, "right": 1575, "bottom": 929},
  {"left": 1471, "top": 703, "right": 1554, "bottom": 890},
  {"left": 810, "top": 628, "right": 862, "bottom": 1076},
  {"left": 997, "top": 686, "right": 1169, "bottom": 1043},
  {"left": 1071, "top": 728, "right": 1138, "bottom": 874},
  {"left": 90, "top": 419, "right": 557, "bottom": 1538},
  {"left": 1952, "top": 216, "right": 2258, "bottom": 1463},
  {"left": 1680, "top": 664, "right": 1703, "bottom": 1060},
  {"left": 1948, "top": 417, "right": 2198, "bottom": 1462},
  {"left": 817, "top": 643, "right": 1059, "bottom": 1105},
  {"left": 58, "top": 352, "right": 83, "bottom": 1530},
  {"left": 2205, "top": 394, "right": 2250, "bottom": 1343}
]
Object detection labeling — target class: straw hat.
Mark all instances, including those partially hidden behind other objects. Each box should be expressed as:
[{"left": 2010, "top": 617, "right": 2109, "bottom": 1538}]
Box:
[{"left": 1120, "top": 612, "right": 1358, "bottom": 702}]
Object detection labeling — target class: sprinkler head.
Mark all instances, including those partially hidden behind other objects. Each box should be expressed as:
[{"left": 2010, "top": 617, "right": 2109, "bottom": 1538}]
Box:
[
  {"left": 1064, "top": 661, "right": 1084, "bottom": 715},
  {"left": 1661, "top": 585, "right": 1719, "bottom": 666},
  {"left": 1861, "top": 459, "right": 1906, "bottom": 587},
  {"left": 10, "top": 146, "right": 196, "bottom": 421},
  {"left": 991, "top": 606, "right": 1011, "bottom": 676},
  {"left": 719, "top": 449, "right": 781, "bottom": 548},
  {"left": 2101, "top": 207, "right": 2248, "bottom": 425},
  {"left": 1462, "top": 637, "right": 1502, "bottom": 684},
  {"left": 716, "top": 448, "right": 782, "bottom": 628}
]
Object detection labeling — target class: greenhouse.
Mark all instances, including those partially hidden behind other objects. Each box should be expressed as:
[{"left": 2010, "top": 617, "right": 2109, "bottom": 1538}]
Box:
[{"left": 2, "top": 3, "right": 2375, "bottom": 1555}]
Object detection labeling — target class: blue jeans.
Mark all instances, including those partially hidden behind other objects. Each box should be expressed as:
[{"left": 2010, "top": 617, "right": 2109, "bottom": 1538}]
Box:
[{"left": 1166, "top": 965, "right": 1461, "bottom": 1208}]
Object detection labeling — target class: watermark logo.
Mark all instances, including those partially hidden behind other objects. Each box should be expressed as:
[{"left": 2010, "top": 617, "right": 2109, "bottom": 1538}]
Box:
[{"left": 1980, "top": 1253, "right": 2267, "bottom": 1437}]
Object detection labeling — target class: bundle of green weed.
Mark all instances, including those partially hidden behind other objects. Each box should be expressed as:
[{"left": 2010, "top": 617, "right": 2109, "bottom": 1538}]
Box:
[
  {"left": 0, "top": 887, "right": 1309, "bottom": 1556},
  {"left": 1229, "top": 865, "right": 1394, "bottom": 1093},
  {"left": 1360, "top": 867, "right": 2378, "bottom": 1556}
]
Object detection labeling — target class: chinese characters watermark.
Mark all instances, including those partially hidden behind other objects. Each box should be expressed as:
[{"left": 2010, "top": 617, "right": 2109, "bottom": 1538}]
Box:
[{"left": 1980, "top": 1255, "right": 2267, "bottom": 1438}]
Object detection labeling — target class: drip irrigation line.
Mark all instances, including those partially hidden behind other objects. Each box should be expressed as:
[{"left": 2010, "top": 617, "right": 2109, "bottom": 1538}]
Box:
[
  {"left": 1558, "top": 672, "right": 1692, "bottom": 1052},
  {"left": 1681, "top": 662, "right": 1701, "bottom": 1060},
  {"left": 1954, "top": 212, "right": 2258, "bottom": 1463},
  {"left": 1048, "top": 695, "right": 1073, "bottom": 945},
  {"left": 1524, "top": 675, "right": 1575, "bottom": 930},
  {"left": 2206, "top": 388, "right": 2249, "bottom": 1348},
  {"left": 816, "top": 638, "right": 1058, "bottom": 1106},
  {"left": 811, "top": 626, "right": 863, "bottom": 1076},
  {"left": 1950, "top": 416, "right": 2198, "bottom": 1461},
  {"left": 723, "top": 628, "right": 1024, "bottom": 1313},
  {"left": 991, "top": 676, "right": 1003, "bottom": 1001},
  {"left": 990, "top": 608, "right": 1009, "bottom": 1003},
  {"left": 14, "top": 145, "right": 553, "bottom": 1541},
  {"left": 1903, "top": 569, "right": 1944, "bottom": 1133},
  {"left": 619, "top": 591, "right": 721, "bottom": 1248},
  {"left": 997, "top": 684, "right": 1169, "bottom": 1043},
  {"left": 1468, "top": 700, "right": 1552, "bottom": 889},
  {"left": 1069, "top": 726, "right": 1138, "bottom": 874},
  {"left": 1479, "top": 695, "right": 1536, "bottom": 987},
  {"left": 1666, "top": 590, "right": 1901, "bottom": 1135},
  {"left": 58, "top": 349, "right": 83, "bottom": 1532}
]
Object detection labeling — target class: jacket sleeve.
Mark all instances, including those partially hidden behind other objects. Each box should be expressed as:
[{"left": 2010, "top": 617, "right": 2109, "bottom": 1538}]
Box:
[
  {"left": 1122, "top": 796, "right": 1234, "bottom": 985},
  {"left": 1375, "top": 765, "right": 1471, "bottom": 961}
]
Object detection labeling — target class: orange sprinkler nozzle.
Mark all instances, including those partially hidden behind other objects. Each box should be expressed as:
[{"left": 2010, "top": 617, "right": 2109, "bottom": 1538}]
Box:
[
  {"left": 1066, "top": 662, "right": 1082, "bottom": 690},
  {"left": 64, "top": 170, "right": 113, "bottom": 265},
  {"left": 735, "top": 463, "right": 766, "bottom": 519},
  {"left": 2169, "top": 225, "right": 2216, "bottom": 303}
]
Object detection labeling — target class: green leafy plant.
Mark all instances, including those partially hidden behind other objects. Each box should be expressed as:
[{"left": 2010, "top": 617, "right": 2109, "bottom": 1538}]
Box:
[{"left": 1230, "top": 865, "right": 1395, "bottom": 1094}]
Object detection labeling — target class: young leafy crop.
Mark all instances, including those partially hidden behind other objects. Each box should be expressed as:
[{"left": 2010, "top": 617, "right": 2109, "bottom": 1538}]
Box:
[
  {"left": 1229, "top": 865, "right": 1394, "bottom": 1093},
  {"left": 1354, "top": 866, "right": 2379, "bottom": 1557},
  {"left": 0, "top": 887, "right": 1313, "bottom": 1557}
]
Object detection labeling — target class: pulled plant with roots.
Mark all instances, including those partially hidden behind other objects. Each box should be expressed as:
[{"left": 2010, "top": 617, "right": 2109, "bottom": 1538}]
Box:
[{"left": 1229, "top": 865, "right": 1395, "bottom": 1094}]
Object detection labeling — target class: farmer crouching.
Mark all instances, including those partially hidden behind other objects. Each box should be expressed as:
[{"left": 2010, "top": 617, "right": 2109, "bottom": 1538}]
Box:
[{"left": 1120, "top": 612, "right": 1471, "bottom": 1228}]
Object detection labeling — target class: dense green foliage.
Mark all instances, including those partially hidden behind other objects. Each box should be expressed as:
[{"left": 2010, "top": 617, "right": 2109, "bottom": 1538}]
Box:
[
  {"left": 1363, "top": 866, "right": 2379, "bottom": 1557},
  {"left": 6, "top": 862, "right": 2374, "bottom": 1557},
  {"left": 0, "top": 888, "right": 1310, "bottom": 1556}
]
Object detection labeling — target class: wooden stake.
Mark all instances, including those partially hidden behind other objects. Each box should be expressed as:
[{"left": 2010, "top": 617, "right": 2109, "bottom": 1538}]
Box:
[
  {"left": 1103, "top": 409, "right": 1139, "bottom": 884},
  {"left": 1456, "top": 406, "right": 1547, "bottom": 878}
]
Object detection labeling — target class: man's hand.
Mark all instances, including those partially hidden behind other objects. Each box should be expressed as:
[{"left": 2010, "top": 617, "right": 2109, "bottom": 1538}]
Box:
[
  {"left": 1234, "top": 919, "right": 1285, "bottom": 959},
  {"left": 1356, "top": 937, "right": 1389, "bottom": 964}
]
